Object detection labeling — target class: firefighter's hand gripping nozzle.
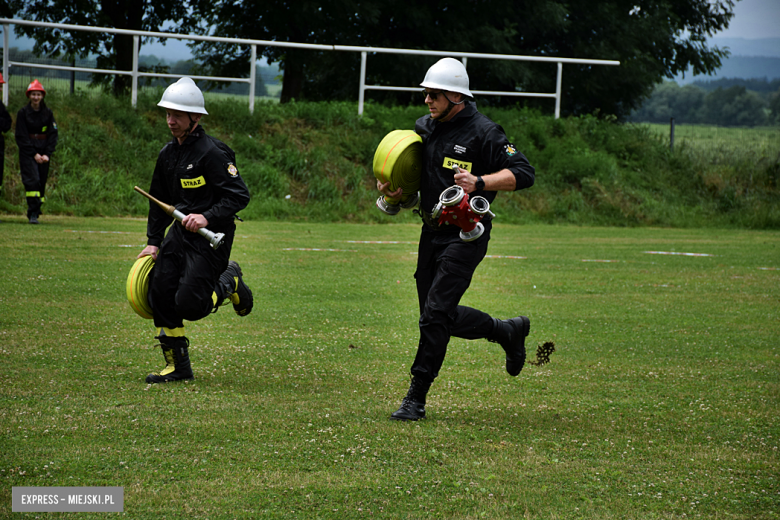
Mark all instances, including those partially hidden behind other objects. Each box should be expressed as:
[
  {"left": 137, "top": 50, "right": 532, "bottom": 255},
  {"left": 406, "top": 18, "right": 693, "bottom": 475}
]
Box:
[
  {"left": 431, "top": 167, "right": 495, "bottom": 242},
  {"left": 133, "top": 186, "right": 225, "bottom": 249}
]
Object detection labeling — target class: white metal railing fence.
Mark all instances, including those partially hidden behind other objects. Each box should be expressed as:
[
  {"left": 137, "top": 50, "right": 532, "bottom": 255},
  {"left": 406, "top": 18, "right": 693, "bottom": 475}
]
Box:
[
  {"left": 2, "top": 18, "right": 620, "bottom": 117},
  {"left": 350, "top": 49, "right": 621, "bottom": 118}
]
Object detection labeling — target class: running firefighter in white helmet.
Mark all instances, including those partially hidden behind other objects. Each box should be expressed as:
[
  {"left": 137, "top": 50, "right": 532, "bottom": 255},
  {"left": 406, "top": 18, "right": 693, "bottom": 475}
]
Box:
[
  {"left": 377, "top": 58, "right": 536, "bottom": 421},
  {"left": 137, "top": 77, "right": 253, "bottom": 384}
]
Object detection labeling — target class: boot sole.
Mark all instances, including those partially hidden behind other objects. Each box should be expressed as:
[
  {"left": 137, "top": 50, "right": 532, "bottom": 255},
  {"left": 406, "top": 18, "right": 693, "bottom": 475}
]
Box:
[
  {"left": 390, "top": 413, "right": 425, "bottom": 421},
  {"left": 230, "top": 262, "right": 254, "bottom": 316},
  {"left": 390, "top": 402, "right": 426, "bottom": 421},
  {"left": 145, "top": 375, "right": 195, "bottom": 384}
]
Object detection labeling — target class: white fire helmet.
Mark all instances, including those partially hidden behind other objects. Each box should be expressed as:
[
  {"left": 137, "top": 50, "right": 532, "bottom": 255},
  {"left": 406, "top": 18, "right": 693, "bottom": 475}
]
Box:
[
  {"left": 420, "top": 58, "right": 472, "bottom": 98},
  {"left": 158, "top": 77, "right": 208, "bottom": 115}
]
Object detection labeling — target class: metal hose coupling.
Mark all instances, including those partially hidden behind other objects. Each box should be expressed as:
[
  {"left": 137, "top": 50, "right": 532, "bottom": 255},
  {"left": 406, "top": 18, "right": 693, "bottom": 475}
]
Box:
[
  {"left": 431, "top": 185, "right": 494, "bottom": 242},
  {"left": 376, "top": 191, "right": 420, "bottom": 215},
  {"left": 376, "top": 195, "right": 401, "bottom": 215}
]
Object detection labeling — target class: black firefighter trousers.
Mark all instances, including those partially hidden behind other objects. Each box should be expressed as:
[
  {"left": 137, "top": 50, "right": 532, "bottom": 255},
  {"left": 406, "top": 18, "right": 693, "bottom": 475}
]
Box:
[
  {"left": 149, "top": 221, "right": 234, "bottom": 333},
  {"left": 19, "top": 153, "right": 49, "bottom": 217},
  {"left": 411, "top": 227, "right": 497, "bottom": 382}
]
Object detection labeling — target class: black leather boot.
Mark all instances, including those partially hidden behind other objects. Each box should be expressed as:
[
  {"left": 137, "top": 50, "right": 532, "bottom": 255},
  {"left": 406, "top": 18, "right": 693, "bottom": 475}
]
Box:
[
  {"left": 390, "top": 377, "right": 432, "bottom": 421},
  {"left": 488, "top": 316, "right": 530, "bottom": 376},
  {"left": 146, "top": 336, "right": 194, "bottom": 383},
  {"left": 217, "top": 261, "right": 253, "bottom": 316}
]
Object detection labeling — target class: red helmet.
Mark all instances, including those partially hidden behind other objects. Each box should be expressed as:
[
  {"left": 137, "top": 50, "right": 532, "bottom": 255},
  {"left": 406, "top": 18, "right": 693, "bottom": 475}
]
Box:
[
  {"left": 0, "top": 73, "right": 5, "bottom": 85},
  {"left": 26, "top": 79, "right": 46, "bottom": 97}
]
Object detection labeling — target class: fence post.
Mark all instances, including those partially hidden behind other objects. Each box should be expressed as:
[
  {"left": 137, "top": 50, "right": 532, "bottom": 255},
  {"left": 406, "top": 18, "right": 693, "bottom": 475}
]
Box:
[
  {"left": 249, "top": 44, "right": 256, "bottom": 114},
  {"left": 669, "top": 117, "right": 675, "bottom": 152},
  {"left": 131, "top": 35, "right": 139, "bottom": 108},
  {"left": 2, "top": 25, "right": 8, "bottom": 106},
  {"left": 554, "top": 62, "right": 562, "bottom": 119},
  {"left": 358, "top": 51, "right": 367, "bottom": 116}
]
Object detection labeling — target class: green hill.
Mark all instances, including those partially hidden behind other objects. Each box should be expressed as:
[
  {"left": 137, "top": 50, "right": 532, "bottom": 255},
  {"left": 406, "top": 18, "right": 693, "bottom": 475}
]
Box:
[{"left": 2, "top": 91, "right": 778, "bottom": 228}]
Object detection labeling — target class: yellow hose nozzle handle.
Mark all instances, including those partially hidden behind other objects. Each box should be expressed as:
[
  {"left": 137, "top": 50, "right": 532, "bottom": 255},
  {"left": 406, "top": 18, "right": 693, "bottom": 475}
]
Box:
[{"left": 134, "top": 186, "right": 225, "bottom": 249}]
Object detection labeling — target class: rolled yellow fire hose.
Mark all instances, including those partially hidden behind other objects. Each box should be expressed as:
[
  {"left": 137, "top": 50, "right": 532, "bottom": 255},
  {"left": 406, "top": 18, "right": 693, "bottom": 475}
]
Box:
[
  {"left": 126, "top": 255, "right": 154, "bottom": 319},
  {"left": 373, "top": 130, "right": 422, "bottom": 207}
]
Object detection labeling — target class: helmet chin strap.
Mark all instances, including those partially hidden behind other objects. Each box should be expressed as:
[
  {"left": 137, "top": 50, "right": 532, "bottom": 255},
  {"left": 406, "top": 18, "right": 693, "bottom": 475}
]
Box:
[
  {"left": 181, "top": 113, "right": 198, "bottom": 141},
  {"left": 439, "top": 92, "right": 465, "bottom": 121}
]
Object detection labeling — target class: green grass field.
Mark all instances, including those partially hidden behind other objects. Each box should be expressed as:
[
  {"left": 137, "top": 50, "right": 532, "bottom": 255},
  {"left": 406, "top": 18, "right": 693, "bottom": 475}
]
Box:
[
  {"left": 1, "top": 216, "right": 778, "bottom": 519},
  {"left": 2, "top": 91, "right": 778, "bottom": 228},
  {"left": 641, "top": 123, "right": 780, "bottom": 154}
]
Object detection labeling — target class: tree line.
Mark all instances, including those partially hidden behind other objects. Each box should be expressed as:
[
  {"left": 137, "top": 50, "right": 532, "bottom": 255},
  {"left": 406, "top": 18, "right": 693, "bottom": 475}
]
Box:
[
  {"left": 4, "top": 47, "right": 279, "bottom": 98},
  {"left": 3, "top": 0, "right": 740, "bottom": 120},
  {"left": 630, "top": 79, "right": 780, "bottom": 127}
]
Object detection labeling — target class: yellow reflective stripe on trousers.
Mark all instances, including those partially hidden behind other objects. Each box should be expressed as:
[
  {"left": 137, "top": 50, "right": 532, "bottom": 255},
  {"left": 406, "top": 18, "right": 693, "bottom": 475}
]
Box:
[
  {"left": 158, "top": 327, "right": 186, "bottom": 337},
  {"left": 26, "top": 191, "right": 41, "bottom": 197}
]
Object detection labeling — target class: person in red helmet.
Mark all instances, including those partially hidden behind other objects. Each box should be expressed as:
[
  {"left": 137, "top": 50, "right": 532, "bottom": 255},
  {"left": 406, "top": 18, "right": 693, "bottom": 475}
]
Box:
[
  {"left": 0, "top": 74, "right": 11, "bottom": 196},
  {"left": 15, "top": 79, "right": 58, "bottom": 224}
]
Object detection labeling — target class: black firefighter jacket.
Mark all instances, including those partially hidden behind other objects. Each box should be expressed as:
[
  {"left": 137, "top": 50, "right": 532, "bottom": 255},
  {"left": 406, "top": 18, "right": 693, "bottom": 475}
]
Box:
[
  {"left": 15, "top": 102, "right": 58, "bottom": 158},
  {"left": 414, "top": 101, "right": 535, "bottom": 216},
  {"left": 0, "top": 101, "right": 11, "bottom": 152},
  {"left": 146, "top": 126, "right": 250, "bottom": 247}
]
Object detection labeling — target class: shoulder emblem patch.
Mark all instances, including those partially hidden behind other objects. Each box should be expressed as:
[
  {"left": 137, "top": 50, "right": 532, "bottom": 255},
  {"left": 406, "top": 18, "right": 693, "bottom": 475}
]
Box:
[
  {"left": 504, "top": 144, "right": 517, "bottom": 156},
  {"left": 227, "top": 163, "right": 238, "bottom": 177}
]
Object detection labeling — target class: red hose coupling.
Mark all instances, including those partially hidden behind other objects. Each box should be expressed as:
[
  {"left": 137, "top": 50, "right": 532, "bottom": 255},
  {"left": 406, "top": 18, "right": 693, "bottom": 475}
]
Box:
[{"left": 431, "top": 185, "right": 494, "bottom": 242}]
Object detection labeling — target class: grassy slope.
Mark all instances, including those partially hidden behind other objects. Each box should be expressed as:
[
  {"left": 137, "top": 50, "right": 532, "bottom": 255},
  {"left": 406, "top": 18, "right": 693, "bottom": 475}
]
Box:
[{"left": 1, "top": 91, "right": 779, "bottom": 228}]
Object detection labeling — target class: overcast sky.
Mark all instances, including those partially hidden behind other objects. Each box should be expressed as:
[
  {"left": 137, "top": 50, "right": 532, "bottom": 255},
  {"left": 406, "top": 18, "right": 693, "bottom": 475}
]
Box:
[
  {"left": 140, "top": 0, "right": 780, "bottom": 58},
  {"left": 5, "top": 0, "right": 780, "bottom": 61},
  {"left": 715, "top": 0, "right": 780, "bottom": 39}
]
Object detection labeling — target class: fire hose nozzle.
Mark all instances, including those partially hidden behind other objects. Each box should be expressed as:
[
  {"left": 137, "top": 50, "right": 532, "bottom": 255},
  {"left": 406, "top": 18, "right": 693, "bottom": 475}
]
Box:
[
  {"left": 206, "top": 232, "right": 226, "bottom": 250},
  {"left": 134, "top": 185, "right": 225, "bottom": 250}
]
